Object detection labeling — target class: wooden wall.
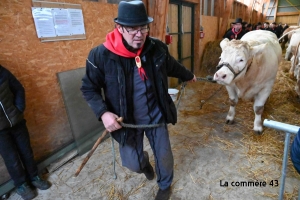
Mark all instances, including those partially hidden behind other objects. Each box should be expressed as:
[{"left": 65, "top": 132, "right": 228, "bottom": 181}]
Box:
[{"left": 0, "top": 0, "right": 118, "bottom": 161}]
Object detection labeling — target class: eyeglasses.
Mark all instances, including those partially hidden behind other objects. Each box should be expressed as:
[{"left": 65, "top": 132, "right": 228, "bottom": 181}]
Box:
[{"left": 122, "top": 26, "right": 149, "bottom": 35}]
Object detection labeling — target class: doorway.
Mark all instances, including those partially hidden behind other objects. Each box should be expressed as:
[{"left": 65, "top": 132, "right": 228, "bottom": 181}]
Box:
[{"left": 168, "top": 1, "right": 195, "bottom": 88}]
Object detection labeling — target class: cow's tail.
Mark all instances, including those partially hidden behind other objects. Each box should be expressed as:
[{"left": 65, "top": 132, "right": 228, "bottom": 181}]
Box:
[{"left": 278, "top": 28, "right": 300, "bottom": 41}]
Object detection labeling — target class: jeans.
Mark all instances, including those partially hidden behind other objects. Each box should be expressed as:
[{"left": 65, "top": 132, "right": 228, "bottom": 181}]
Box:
[
  {"left": 119, "top": 125, "right": 174, "bottom": 190},
  {"left": 291, "top": 128, "right": 300, "bottom": 174},
  {"left": 0, "top": 119, "right": 38, "bottom": 187}
]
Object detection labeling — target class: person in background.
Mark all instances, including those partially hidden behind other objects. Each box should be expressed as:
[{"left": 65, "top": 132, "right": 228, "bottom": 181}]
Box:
[
  {"left": 277, "top": 22, "right": 284, "bottom": 37},
  {"left": 254, "top": 22, "right": 263, "bottom": 30},
  {"left": 283, "top": 23, "right": 289, "bottom": 32},
  {"left": 291, "top": 129, "right": 300, "bottom": 174},
  {"left": 0, "top": 65, "right": 51, "bottom": 200},
  {"left": 80, "top": 1, "right": 196, "bottom": 200},
  {"left": 263, "top": 22, "right": 270, "bottom": 30},
  {"left": 269, "top": 22, "right": 280, "bottom": 38},
  {"left": 245, "top": 23, "right": 252, "bottom": 33},
  {"left": 223, "top": 18, "right": 246, "bottom": 40}
]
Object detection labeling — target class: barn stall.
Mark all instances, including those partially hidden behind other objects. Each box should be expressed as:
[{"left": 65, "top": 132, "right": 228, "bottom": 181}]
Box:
[{"left": 1, "top": 0, "right": 300, "bottom": 199}]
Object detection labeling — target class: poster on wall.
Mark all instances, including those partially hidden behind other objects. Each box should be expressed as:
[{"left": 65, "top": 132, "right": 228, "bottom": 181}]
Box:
[
  {"left": 32, "top": 7, "right": 86, "bottom": 39},
  {"left": 31, "top": 7, "right": 56, "bottom": 38},
  {"left": 52, "top": 8, "right": 71, "bottom": 36}
]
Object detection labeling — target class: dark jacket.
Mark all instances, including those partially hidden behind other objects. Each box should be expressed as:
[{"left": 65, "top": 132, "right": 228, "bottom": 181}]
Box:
[
  {"left": 223, "top": 29, "right": 246, "bottom": 40},
  {"left": 291, "top": 129, "right": 300, "bottom": 174},
  {"left": 0, "top": 65, "right": 25, "bottom": 131},
  {"left": 81, "top": 37, "right": 194, "bottom": 145}
]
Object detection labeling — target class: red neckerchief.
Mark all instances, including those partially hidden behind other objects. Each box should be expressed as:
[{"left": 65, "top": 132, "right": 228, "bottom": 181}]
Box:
[
  {"left": 232, "top": 28, "right": 242, "bottom": 39},
  {"left": 103, "top": 28, "right": 147, "bottom": 81}
]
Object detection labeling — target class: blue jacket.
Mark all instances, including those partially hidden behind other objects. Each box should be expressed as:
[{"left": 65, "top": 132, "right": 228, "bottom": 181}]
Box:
[
  {"left": 81, "top": 37, "right": 194, "bottom": 145},
  {"left": 0, "top": 65, "right": 25, "bottom": 131},
  {"left": 291, "top": 128, "right": 300, "bottom": 174}
]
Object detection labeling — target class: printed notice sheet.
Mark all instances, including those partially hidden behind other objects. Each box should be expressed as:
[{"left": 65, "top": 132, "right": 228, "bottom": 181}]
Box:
[
  {"left": 68, "top": 9, "right": 85, "bottom": 35},
  {"left": 32, "top": 7, "right": 56, "bottom": 38},
  {"left": 32, "top": 6, "right": 86, "bottom": 39}
]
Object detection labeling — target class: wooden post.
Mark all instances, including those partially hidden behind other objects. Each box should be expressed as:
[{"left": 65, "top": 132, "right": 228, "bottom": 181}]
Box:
[
  {"left": 149, "top": 0, "right": 168, "bottom": 41},
  {"left": 274, "top": 0, "right": 278, "bottom": 22},
  {"left": 218, "top": 0, "right": 234, "bottom": 39},
  {"left": 262, "top": 0, "right": 271, "bottom": 22},
  {"left": 214, "top": 0, "right": 222, "bottom": 38},
  {"left": 247, "top": 0, "right": 255, "bottom": 24}
]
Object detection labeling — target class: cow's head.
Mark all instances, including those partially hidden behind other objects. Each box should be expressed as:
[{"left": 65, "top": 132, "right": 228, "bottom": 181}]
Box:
[{"left": 213, "top": 38, "right": 266, "bottom": 85}]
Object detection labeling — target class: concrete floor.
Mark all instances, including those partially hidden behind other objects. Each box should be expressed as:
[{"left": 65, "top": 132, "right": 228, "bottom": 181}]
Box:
[{"left": 5, "top": 59, "right": 300, "bottom": 200}]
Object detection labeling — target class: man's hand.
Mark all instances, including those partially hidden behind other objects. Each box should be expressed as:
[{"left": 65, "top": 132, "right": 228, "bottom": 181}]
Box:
[
  {"left": 101, "top": 112, "right": 122, "bottom": 132},
  {"left": 189, "top": 74, "right": 197, "bottom": 83}
]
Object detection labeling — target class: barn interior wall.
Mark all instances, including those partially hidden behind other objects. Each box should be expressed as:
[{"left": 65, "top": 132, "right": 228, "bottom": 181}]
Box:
[
  {"left": 198, "top": 15, "right": 219, "bottom": 74},
  {"left": 0, "top": 0, "right": 118, "bottom": 164}
]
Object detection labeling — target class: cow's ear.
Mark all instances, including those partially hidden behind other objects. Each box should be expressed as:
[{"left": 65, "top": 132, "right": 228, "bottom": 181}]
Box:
[
  {"left": 250, "top": 44, "right": 266, "bottom": 57},
  {"left": 220, "top": 38, "right": 229, "bottom": 49}
]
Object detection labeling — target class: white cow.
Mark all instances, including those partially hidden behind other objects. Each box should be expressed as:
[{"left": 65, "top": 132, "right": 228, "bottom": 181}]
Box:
[
  {"left": 287, "top": 29, "right": 300, "bottom": 77},
  {"left": 293, "top": 44, "right": 300, "bottom": 97},
  {"left": 285, "top": 28, "right": 300, "bottom": 61},
  {"left": 213, "top": 30, "right": 282, "bottom": 134}
]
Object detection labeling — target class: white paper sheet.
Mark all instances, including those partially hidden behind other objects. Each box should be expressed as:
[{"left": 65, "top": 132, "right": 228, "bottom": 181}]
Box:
[{"left": 32, "top": 7, "right": 56, "bottom": 38}]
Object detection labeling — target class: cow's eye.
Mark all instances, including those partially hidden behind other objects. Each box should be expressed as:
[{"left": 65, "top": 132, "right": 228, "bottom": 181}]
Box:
[{"left": 239, "top": 59, "right": 243, "bottom": 62}]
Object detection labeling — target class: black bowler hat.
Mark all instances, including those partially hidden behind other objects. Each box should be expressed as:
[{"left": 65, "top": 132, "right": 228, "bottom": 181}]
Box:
[
  {"left": 114, "top": 1, "right": 153, "bottom": 26},
  {"left": 232, "top": 18, "right": 243, "bottom": 24}
]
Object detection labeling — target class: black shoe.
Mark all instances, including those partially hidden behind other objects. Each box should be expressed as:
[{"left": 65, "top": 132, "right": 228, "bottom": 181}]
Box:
[
  {"left": 31, "top": 176, "right": 51, "bottom": 190},
  {"left": 142, "top": 151, "right": 154, "bottom": 180},
  {"left": 155, "top": 187, "right": 171, "bottom": 200},
  {"left": 16, "top": 183, "right": 36, "bottom": 200}
]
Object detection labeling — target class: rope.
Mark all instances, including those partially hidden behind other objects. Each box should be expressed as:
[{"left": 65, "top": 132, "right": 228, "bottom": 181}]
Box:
[
  {"left": 110, "top": 133, "right": 117, "bottom": 179},
  {"left": 110, "top": 119, "right": 165, "bottom": 179},
  {"left": 119, "top": 122, "right": 165, "bottom": 128},
  {"left": 196, "top": 75, "right": 216, "bottom": 83}
]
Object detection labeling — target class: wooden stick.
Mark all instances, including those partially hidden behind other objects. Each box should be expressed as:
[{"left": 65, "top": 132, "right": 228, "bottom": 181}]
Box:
[{"left": 74, "top": 117, "right": 123, "bottom": 177}]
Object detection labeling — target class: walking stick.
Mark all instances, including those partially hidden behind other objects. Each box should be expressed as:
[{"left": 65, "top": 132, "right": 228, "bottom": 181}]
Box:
[{"left": 74, "top": 117, "right": 123, "bottom": 177}]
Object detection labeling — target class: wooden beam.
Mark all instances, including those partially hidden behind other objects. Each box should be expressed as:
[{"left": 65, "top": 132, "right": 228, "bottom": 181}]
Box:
[
  {"left": 276, "top": 11, "right": 300, "bottom": 16},
  {"left": 263, "top": 0, "right": 270, "bottom": 22},
  {"left": 274, "top": 0, "right": 278, "bottom": 22},
  {"left": 218, "top": 0, "right": 234, "bottom": 39},
  {"left": 214, "top": 0, "right": 222, "bottom": 38},
  {"left": 247, "top": 0, "right": 255, "bottom": 24},
  {"left": 147, "top": 0, "right": 168, "bottom": 41}
]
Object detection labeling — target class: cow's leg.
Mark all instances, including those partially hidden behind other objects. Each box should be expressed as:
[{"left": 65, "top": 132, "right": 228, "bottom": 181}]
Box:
[
  {"left": 225, "top": 86, "right": 238, "bottom": 124},
  {"left": 289, "top": 55, "right": 295, "bottom": 78},
  {"left": 253, "top": 88, "right": 272, "bottom": 134},
  {"left": 285, "top": 46, "right": 292, "bottom": 60}
]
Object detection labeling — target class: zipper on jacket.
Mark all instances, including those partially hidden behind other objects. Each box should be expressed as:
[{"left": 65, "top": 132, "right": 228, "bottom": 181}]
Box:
[{"left": 0, "top": 101, "right": 13, "bottom": 127}]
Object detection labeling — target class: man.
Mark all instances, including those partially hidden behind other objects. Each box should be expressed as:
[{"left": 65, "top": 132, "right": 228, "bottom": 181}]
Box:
[
  {"left": 223, "top": 18, "right": 246, "bottom": 40},
  {"left": 0, "top": 65, "right": 51, "bottom": 200},
  {"left": 245, "top": 23, "right": 252, "bottom": 33},
  {"left": 269, "top": 22, "right": 280, "bottom": 38},
  {"left": 80, "top": 1, "right": 196, "bottom": 200},
  {"left": 291, "top": 129, "right": 300, "bottom": 174},
  {"left": 263, "top": 22, "right": 270, "bottom": 30},
  {"left": 255, "top": 22, "right": 263, "bottom": 30}
]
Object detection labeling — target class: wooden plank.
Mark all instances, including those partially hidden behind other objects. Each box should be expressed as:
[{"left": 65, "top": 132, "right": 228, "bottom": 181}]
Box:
[
  {"left": 184, "top": 0, "right": 199, "bottom": 3},
  {"left": 150, "top": 0, "right": 168, "bottom": 41},
  {"left": 214, "top": 0, "right": 222, "bottom": 38},
  {"left": 263, "top": 0, "right": 271, "bottom": 22},
  {"left": 274, "top": 0, "right": 278, "bottom": 22},
  {"left": 40, "top": 34, "right": 86, "bottom": 43},
  {"left": 247, "top": 0, "right": 255, "bottom": 24},
  {"left": 218, "top": 0, "right": 234, "bottom": 39},
  {"left": 194, "top": 1, "right": 200, "bottom": 74},
  {"left": 32, "top": 1, "right": 82, "bottom": 9},
  {"left": 276, "top": 11, "right": 300, "bottom": 16}
]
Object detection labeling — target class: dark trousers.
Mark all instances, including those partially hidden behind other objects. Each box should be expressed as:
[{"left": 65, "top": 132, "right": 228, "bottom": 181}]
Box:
[
  {"left": 0, "top": 119, "right": 38, "bottom": 187},
  {"left": 291, "top": 129, "right": 300, "bottom": 174},
  {"left": 119, "top": 125, "right": 174, "bottom": 190}
]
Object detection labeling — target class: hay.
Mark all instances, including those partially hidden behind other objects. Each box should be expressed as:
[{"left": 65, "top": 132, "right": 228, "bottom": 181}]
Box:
[
  {"left": 201, "top": 39, "right": 223, "bottom": 75},
  {"left": 175, "top": 54, "right": 300, "bottom": 199}
]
